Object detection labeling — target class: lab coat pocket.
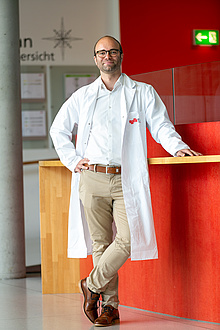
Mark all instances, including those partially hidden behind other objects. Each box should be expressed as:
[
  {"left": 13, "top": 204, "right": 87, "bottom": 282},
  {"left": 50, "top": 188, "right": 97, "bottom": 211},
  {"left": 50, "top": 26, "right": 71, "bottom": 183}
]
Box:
[
  {"left": 127, "top": 112, "right": 141, "bottom": 126},
  {"left": 124, "top": 112, "right": 142, "bottom": 148}
]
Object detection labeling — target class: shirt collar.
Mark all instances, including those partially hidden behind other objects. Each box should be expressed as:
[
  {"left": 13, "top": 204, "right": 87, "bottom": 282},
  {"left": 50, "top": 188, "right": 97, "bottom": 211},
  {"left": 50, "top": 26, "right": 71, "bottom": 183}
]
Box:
[{"left": 99, "top": 74, "right": 124, "bottom": 91}]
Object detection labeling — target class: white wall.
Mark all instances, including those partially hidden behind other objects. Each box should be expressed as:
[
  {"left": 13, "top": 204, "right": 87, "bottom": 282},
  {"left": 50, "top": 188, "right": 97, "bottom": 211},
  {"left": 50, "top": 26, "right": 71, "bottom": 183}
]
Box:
[
  {"left": 19, "top": 0, "right": 120, "bottom": 266},
  {"left": 19, "top": 0, "right": 120, "bottom": 66}
]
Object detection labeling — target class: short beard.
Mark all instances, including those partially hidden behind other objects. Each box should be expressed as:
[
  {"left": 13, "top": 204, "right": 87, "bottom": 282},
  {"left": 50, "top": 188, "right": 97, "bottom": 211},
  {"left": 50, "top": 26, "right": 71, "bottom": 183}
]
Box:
[
  {"left": 101, "top": 63, "right": 118, "bottom": 73},
  {"left": 98, "top": 56, "right": 122, "bottom": 74}
]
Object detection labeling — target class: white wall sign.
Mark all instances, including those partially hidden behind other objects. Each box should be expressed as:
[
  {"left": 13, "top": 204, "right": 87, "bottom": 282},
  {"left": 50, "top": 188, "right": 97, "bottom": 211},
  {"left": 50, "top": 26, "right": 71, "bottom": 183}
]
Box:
[
  {"left": 21, "top": 73, "right": 45, "bottom": 100},
  {"left": 64, "top": 73, "right": 97, "bottom": 99},
  {"left": 22, "top": 110, "right": 47, "bottom": 137}
]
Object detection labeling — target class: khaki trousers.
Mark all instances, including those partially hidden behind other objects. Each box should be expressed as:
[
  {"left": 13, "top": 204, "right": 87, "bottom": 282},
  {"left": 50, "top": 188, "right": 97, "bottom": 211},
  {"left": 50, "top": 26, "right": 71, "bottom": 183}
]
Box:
[{"left": 79, "top": 169, "right": 131, "bottom": 308}]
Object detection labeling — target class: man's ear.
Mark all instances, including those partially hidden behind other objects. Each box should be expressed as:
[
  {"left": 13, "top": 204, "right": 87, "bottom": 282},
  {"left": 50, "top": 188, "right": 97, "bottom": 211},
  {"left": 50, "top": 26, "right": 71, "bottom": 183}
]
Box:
[
  {"left": 120, "top": 53, "right": 124, "bottom": 63},
  {"left": 94, "top": 55, "right": 97, "bottom": 66}
]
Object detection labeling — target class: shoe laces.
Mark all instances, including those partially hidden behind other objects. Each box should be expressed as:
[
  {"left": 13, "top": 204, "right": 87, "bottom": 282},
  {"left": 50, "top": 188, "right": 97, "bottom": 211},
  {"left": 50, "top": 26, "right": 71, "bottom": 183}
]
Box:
[{"left": 101, "top": 305, "right": 114, "bottom": 315}]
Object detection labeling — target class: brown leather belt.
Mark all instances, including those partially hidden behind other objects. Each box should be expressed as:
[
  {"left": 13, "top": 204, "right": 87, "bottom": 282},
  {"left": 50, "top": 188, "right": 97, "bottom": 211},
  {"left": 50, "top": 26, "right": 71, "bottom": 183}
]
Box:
[{"left": 84, "top": 164, "right": 121, "bottom": 174}]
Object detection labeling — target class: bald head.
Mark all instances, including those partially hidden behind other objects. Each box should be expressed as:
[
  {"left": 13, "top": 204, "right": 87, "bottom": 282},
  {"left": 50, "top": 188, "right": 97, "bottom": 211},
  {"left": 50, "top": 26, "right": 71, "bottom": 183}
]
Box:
[{"left": 93, "top": 36, "right": 123, "bottom": 56}]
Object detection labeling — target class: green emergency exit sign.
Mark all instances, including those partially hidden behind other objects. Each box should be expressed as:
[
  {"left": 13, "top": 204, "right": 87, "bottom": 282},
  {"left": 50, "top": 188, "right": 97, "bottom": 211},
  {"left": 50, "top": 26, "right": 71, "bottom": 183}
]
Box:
[{"left": 193, "top": 30, "right": 219, "bottom": 46}]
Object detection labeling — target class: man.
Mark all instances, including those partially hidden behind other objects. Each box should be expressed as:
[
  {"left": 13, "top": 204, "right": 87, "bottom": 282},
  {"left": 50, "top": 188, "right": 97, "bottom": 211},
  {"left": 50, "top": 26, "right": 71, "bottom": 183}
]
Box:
[{"left": 50, "top": 36, "right": 201, "bottom": 327}]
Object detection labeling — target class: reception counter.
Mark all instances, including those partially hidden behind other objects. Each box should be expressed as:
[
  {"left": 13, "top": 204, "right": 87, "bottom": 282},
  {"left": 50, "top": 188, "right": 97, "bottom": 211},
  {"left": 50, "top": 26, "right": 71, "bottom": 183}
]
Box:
[
  {"left": 39, "top": 155, "right": 220, "bottom": 323},
  {"left": 39, "top": 155, "right": 220, "bottom": 167}
]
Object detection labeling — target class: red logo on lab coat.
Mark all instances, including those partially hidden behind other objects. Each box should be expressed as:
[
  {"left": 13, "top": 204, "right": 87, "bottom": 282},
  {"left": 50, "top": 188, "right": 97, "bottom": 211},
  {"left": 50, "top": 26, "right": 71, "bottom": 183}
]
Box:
[{"left": 129, "top": 118, "right": 138, "bottom": 124}]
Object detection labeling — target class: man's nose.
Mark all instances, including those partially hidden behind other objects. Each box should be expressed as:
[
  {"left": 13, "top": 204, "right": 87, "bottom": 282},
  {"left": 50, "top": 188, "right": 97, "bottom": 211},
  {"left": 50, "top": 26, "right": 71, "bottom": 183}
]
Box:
[{"left": 105, "top": 52, "right": 111, "bottom": 59}]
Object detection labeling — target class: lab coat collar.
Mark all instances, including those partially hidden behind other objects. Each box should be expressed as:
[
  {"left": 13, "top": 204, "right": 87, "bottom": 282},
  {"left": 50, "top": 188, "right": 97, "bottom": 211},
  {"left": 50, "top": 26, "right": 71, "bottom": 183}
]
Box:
[
  {"left": 122, "top": 73, "right": 136, "bottom": 90},
  {"left": 121, "top": 74, "right": 136, "bottom": 116}
]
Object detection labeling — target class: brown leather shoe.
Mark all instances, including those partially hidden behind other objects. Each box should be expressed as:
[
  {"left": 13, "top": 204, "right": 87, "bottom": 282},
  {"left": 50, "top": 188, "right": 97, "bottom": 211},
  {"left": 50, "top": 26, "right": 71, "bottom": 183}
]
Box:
[
  {"left": 94, "top": 305, "right": 120, "bottom": 327},
  {"left": 79, "top": 278, "right": 100, "bottom": 323}
]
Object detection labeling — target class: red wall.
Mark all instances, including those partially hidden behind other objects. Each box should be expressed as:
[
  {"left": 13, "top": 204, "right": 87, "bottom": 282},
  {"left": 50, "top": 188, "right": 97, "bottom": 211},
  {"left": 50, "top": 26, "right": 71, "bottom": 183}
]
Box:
[{"left": 119, "top": 0, "right": 220, "bottom": 74}]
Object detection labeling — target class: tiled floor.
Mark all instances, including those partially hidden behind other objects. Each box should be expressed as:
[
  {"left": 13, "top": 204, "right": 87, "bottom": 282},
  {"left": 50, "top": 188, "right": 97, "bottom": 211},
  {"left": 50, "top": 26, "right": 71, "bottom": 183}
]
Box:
[{"left": 0, "top": 274, "right": 219, "bottom": 330}]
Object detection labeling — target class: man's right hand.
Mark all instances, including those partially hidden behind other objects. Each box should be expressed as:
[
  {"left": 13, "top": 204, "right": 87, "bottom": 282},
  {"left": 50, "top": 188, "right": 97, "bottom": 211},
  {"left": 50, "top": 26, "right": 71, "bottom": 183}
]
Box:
[{"left": 74, "top": 158, "right": 90, "bottom": 173}]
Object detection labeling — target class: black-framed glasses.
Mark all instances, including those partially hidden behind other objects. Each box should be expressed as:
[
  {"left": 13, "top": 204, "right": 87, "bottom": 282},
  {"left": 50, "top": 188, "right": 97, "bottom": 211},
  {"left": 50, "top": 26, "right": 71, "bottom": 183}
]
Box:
[{"left": 95, "top": 49, "right": 121, "bottom": 58}]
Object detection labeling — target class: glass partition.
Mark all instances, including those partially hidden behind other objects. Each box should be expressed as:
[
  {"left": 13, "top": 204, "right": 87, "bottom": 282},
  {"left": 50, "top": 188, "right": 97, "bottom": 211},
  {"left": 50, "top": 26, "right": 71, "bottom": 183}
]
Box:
[
  {"left": 130, "top": 61, "right": 220, "bottom": 125},
  {"left": 131, "top": 69, "right": 174, "bottom": 123},
  {"left": 174, "top": 61, "right": 220, "bottom": 124}
]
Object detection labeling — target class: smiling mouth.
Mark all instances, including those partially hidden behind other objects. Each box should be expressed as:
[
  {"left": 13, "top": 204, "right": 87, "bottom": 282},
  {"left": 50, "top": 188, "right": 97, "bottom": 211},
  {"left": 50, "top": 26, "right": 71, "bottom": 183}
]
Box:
[{"left": 104, "top": 61, "right": 114, "bottom": 65}]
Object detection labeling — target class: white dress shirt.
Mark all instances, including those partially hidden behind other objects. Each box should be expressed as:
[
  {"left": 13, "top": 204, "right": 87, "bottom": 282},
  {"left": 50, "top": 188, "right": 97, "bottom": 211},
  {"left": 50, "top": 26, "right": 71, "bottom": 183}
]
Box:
[{"left": 84, "top": 75, "right": 123, "bottom": 165}]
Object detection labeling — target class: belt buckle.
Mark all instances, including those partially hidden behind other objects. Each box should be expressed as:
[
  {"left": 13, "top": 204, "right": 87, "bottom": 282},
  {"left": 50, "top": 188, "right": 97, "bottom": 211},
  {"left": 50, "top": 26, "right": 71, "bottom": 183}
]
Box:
[
  {"left": 93, "top": 164, "right": 97, "bottom": 172},
  {"left": 105, "top": 165, "right": 110, "bottom": 174}
]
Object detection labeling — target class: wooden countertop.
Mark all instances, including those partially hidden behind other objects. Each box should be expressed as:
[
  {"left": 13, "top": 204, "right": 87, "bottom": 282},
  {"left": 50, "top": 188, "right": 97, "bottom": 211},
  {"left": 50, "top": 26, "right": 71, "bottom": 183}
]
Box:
[{"left": 39, "top": 155, "right": 220, "bottom": 167}]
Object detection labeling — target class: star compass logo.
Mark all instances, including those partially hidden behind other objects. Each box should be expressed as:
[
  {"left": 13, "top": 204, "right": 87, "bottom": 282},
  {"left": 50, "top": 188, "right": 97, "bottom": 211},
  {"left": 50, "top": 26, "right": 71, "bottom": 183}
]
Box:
[{"left": 42, "top": 17, "right": 83, "bottom": 60}]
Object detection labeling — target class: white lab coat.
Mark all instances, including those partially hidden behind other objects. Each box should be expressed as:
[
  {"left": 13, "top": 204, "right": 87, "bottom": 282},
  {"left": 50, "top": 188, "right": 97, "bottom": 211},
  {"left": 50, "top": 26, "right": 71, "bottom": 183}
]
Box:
[{"left": 50, "top": 73, "right": 189, "bottom": 261}]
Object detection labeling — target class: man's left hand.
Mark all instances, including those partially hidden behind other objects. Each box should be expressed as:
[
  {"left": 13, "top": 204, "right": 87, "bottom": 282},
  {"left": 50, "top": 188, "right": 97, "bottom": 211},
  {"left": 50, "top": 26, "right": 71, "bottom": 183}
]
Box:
[{"left": 176, "top": 149, "right": 202, "bottom": 157}]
